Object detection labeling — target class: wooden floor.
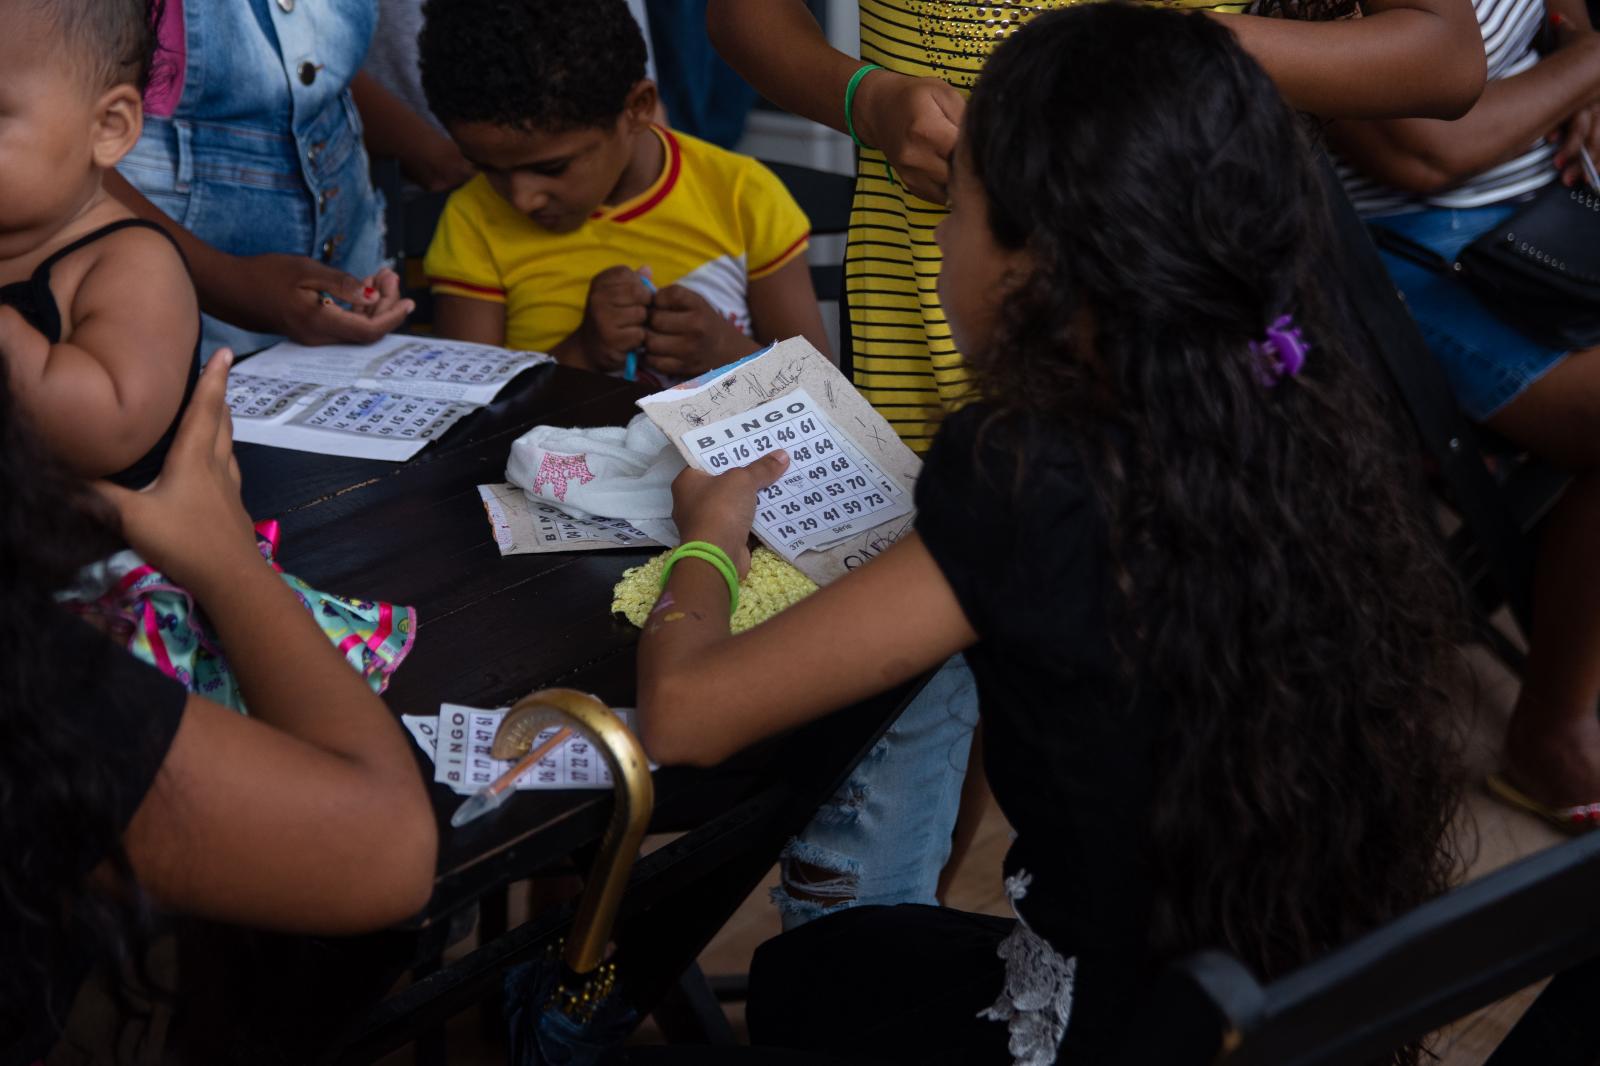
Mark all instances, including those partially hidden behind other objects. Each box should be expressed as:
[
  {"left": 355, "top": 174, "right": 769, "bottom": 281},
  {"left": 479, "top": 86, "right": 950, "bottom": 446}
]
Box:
[{"left": 384, "top": 630, "right": 1569, "bottom": 1064}]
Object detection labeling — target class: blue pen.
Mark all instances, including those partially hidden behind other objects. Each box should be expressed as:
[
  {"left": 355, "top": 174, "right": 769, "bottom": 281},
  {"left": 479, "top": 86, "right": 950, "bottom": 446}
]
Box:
[{"left": 623, "top": 268, "right": 656, "bottom": 382}]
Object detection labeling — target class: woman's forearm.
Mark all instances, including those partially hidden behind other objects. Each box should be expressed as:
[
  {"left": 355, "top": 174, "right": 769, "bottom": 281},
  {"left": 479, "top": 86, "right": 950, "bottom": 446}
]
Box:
[
  {"left": 190, "top": 557, "right": 418, "bottom": 780},
  {"left": 1330, "top": 36, "right": 1600, "bottom": 193},
  {"left": 707, "top": 0, "right": 864, "bottom": 133},
  {"left": 1217, "top": 2, "right": 1486, "bottom": 120}
]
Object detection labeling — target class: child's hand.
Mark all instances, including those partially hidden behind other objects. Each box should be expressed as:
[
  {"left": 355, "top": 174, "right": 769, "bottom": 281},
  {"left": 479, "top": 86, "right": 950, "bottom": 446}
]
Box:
[
  {"left": 644, "top": 285, "right": 760, "bottom": 378},
  {"left": 670, "top": 450, "right": 791, "bottom": 577},
  {"left": 221, "top": 255, "right": 414, "bottom": 347},
  {"left": 853, "top": 70, "right": 965, "bottom": 205},
  {"left": 570, "top": 266, "right": 653, "bottom": 373},
  {"left": 93, "top": 350, "right": 262, "bottom": 596}
]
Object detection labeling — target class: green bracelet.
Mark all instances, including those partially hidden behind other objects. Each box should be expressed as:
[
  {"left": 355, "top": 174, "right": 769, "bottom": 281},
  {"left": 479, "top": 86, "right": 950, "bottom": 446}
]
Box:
[
  {"left": 658, "top": 540, "right": 740, "bottom": 617},
  {"left": 844, "top": 63, "right": 883, "bottom": 150}
]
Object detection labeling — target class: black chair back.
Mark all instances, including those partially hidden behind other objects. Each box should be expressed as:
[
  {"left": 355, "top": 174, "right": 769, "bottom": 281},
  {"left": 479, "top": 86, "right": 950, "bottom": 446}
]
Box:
[{"left": 1126, "top": 832, "right": 1600, "bottom": 1066}]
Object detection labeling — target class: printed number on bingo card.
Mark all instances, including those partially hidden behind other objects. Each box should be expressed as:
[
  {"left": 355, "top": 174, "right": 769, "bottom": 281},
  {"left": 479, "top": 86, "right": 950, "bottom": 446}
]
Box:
[
  {"left": 292, "top": 388, "right": 469, "bottom": 439},
  {"left": 680, "top": 388, "right": 912, "bottom": 559},
  {"left": 226, "top": 374, "right": 319, "bottom": 419},
  {"left": 372, "top": 341, "right": 526, "bottom": 385}
]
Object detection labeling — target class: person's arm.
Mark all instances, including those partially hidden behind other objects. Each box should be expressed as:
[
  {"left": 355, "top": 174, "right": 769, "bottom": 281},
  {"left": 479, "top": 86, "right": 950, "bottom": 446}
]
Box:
[
  {"left": 350, "top": 71, "right": 476, "bottom": 193},
  {"left": 0, "top": 228, "right": 196, "bottom": 478},
  {"left": 1209, "top": 0, "right": 1486, "bottom": 120},
  {"left": 745, "top": 255, "right": 832, "bottom": 362},
  {"left": 105, "top": 168, "right": 413, "bottom": 346},
  {"left": 1329, "top": 34, "right": 1600, "bottom": 193},
  {"left": 708, "top": 1, "right": 963, "bottom": 204},
  {"left": 636, "top": 452, "right": 976, "bottom": 766},
  {"left": 432, "top": 293, "right": 508, "bottom": 346},
  {"left": 708, "top": 0, "right": 1486, "bottom": 203},
  {"left": 104, "top": 352, "right": 437, "bottom": 933}
]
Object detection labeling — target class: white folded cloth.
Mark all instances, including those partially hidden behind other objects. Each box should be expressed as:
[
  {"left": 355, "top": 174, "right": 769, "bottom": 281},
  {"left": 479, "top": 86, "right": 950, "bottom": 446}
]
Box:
[{"left": 506, "top": 413, "right": 684, "bottom": 545}]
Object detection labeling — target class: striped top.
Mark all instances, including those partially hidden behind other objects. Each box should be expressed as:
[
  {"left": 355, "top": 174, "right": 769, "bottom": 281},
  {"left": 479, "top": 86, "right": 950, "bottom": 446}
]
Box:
[
  {"left": 848, "top": 0, "right": 1245, "bottom": 451},
  {"left": 1339, "top": 0, "right": 1556, "bottom": 217}
]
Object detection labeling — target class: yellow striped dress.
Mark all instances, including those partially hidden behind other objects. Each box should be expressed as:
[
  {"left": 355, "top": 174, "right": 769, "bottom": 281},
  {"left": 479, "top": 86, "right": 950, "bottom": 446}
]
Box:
[{"left": 850, "top": 0, "right": 1244, "bottom": 450}]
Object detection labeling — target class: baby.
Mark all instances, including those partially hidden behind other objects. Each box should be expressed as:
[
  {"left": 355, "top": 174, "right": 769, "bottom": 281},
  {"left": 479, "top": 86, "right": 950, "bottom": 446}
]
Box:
[{"left": 0, "top": 0, "right": 200, "bottom": 488}]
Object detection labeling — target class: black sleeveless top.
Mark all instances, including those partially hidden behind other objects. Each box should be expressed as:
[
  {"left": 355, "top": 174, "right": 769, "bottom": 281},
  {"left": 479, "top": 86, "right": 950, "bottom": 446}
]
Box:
[{"left": 0, "top": 219, "right": 201, "bottom": 489}]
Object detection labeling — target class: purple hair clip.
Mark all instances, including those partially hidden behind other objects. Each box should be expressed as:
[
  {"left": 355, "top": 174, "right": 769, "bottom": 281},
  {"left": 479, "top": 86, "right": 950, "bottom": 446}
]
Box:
[{"left": 1250, "top": 314, "right": 1309, "bottom": 387}]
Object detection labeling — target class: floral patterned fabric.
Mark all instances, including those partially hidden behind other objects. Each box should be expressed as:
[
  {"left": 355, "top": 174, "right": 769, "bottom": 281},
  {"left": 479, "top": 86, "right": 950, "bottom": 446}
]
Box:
[{"left": 63, "top": 521, "right": 416, "bottom": 713}]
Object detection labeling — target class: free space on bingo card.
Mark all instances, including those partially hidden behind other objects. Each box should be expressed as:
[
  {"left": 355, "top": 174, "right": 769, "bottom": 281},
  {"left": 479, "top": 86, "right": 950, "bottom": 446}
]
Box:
[{"left": 680, "top": 388, "right": 910, "bottom": 558}]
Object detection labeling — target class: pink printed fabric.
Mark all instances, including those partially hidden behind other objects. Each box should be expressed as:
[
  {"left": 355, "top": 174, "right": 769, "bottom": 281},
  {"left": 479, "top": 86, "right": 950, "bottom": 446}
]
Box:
[
  {"left": 67, "top": 521, "right": 417, "bottom": 713},
  {"left": 144, "top": 0, "right": 186, "bottom": 118}
]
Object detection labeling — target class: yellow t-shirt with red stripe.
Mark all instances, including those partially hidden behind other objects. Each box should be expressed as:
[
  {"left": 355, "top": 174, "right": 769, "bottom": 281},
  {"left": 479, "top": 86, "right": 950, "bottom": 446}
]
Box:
[{"left": 425, "top": 125, "right": 811, "bottom": 354}]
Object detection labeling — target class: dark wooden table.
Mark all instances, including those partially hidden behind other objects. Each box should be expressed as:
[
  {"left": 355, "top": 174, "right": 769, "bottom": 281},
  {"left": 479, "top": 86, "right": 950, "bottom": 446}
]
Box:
[{"left": 229, "top": 360, "right": 919, "bottom": 1062}]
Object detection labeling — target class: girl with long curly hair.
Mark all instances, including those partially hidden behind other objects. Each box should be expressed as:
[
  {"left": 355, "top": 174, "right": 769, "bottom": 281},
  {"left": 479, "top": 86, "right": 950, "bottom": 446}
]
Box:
[{"left": 634, "top": 5, "right": 1468, "bottom": 1063}]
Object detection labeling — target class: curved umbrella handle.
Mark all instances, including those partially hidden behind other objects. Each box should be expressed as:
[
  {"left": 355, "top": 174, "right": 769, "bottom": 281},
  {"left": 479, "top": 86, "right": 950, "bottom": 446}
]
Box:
[{"left": 490, "top": 688, "right": 655, "bottom": 975}]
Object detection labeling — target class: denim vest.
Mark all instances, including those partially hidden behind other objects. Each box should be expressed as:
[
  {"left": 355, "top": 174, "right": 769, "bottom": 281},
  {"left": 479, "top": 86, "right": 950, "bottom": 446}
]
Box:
[{"left": 119, "top": 0, "right": 383, "bottom": 355}]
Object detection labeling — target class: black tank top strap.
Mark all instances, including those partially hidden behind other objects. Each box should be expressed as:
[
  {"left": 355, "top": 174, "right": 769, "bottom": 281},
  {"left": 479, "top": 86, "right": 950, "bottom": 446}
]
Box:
[
  {"left": 0, "top": 220, "right": 187, "bottom": 344},
  {"left": 35, "top": 218, "right": 185, "bottom": 274}
]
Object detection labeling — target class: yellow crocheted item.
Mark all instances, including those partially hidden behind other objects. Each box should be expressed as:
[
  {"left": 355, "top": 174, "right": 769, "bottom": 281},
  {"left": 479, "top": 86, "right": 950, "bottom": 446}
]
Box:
[{"left": 612, "top": 547, "right": 818, "bottom": 633}]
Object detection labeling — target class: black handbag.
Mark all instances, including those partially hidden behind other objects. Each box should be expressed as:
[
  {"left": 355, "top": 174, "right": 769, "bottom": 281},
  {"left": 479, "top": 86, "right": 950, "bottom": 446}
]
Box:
[{"left": 1369, "top": 180, "right": 1600, "bottom": 350}]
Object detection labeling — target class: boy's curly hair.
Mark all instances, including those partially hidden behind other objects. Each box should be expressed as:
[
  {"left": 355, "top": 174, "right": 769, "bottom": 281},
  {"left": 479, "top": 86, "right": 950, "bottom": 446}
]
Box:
[{"left": 419, "top": 0, "right": 648, "bottom": 132}]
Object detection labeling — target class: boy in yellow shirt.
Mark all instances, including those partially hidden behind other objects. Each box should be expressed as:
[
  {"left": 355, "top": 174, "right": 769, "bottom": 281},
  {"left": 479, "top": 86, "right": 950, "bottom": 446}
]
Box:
[{"left": 419, "top": 0, "right": 828, "bottom": 384}]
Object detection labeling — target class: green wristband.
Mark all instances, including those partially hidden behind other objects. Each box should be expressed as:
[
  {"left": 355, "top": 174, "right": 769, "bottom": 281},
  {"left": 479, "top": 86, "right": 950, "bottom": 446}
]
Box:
[
  {"left": 844, "top": 63, "right": 883, "bottom": 150},
  {"left": 659, "top": 541, "right": 740, "bottom": 617}
]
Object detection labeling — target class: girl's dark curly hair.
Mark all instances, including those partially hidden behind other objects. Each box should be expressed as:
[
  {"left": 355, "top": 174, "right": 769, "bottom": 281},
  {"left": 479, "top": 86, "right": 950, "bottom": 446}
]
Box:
[
  {"left": 964, "top": 6, "right": 1464, "bottom": 1058},
  {"left": 0, "top": 364, "right": 166, "bottom": 1053}
]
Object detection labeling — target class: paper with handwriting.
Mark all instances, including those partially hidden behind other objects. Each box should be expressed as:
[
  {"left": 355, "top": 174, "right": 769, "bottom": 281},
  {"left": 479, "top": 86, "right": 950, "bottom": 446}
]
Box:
[{"left": 636, "top": 338, "right": 920, "bottom": 584}]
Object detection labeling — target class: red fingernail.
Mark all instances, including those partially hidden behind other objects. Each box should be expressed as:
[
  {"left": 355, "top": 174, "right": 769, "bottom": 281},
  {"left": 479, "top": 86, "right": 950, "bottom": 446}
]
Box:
[{"left": 363, "top": 286, "right": 377, "bottom": 299}]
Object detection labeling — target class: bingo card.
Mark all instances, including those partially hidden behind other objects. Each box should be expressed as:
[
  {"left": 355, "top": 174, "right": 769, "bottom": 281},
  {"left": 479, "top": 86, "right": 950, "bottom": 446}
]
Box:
[{"left": 681, "top": 389, "right": 911, "bottom": 561}]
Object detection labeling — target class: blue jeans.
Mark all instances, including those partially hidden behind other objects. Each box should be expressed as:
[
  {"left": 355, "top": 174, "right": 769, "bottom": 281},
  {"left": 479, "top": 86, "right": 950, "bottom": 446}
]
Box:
[
  {"left": 1372, "top": 202, "right": 1571, "bottom": 421},
  {"left": 118, "top": 0, "right": 384, "bottom": 357},
  {"left": 773, "top": 654, "right": 978, "bottom": 929}
]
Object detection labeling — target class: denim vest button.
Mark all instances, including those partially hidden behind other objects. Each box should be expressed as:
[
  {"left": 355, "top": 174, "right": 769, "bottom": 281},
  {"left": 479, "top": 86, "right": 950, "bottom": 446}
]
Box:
[
  {"left": 277, "top": 0, "right": 295, "bottom": 11},
  {"left": 321, "top": 238, "right": 337, "bottom": 262},
  {"left": 319, "top": 186, "right": 340, "bottom": 210},
  {"left": 299, "top": 61, "right": 318, "bottom": 86}
]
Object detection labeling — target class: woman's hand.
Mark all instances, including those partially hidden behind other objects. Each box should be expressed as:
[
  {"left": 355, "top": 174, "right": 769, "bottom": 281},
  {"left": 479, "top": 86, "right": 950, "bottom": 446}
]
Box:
[
  {"left": 218, "top": 256, "right": 414, "bottom": 346},
  {"left": 853, "top": 70, "right": 966, "bottom": 205},
  {"left": 1555, "top": 98, "right": 1600, "bottom": 187},
  {"left": 94, "top": 350, "right": 261, "bottom": 594},
  {"left": 671, "top": 450, "right": 791, "bottom": 576}
]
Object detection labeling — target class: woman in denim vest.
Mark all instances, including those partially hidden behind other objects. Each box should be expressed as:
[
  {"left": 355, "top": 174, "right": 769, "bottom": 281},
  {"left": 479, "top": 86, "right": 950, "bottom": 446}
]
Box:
[{"left": 111, "top": 0, "right": 412, "bottom": 354}]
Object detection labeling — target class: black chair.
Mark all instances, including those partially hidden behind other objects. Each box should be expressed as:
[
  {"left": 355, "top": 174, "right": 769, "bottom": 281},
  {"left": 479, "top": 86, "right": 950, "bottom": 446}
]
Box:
[{"left": 1117, "top": 831, "right": 1600, "bottom": 1065}]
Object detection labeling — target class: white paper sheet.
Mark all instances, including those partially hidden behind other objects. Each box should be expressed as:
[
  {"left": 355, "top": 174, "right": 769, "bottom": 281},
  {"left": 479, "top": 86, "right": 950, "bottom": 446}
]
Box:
[
  {"left": 228, "top": 336, "right": 551, "bottom": 460},
  {"left": 422, "top": 703, "right": 649, "bottom": 793},
  {"left": 476, "top": 483, "right": 664, "bottom": 554}
]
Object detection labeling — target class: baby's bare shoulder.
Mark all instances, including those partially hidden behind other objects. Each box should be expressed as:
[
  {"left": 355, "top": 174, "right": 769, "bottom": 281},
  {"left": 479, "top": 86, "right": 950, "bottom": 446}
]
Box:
[{"left": 72, "top": 222, "right": 198, "bottom": 333}]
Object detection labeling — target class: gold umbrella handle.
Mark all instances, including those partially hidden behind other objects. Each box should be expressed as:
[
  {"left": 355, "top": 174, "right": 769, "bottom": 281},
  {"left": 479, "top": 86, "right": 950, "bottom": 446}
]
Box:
[{"left": 490, "top": 688, "right": 655, "bottom": 975}]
